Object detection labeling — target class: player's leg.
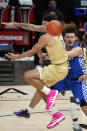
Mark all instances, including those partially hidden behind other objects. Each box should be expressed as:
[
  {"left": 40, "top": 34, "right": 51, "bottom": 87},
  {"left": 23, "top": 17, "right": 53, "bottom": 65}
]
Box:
[
  {"left": 14, "top": 90, "right": 43, "bottom": 118},
  {"left": 46, "top": 80, "right": 67, "bottom": 129},
  {"left": 71, "top": 80, "right": 87, "bottom": 131},
  {"left": 39, "top": 87, "right": 65, "bottom": 129},
  {"left": 14, "top": 77, "right": 65, "bottom": 129},
  {"left": 36, "top": 89, "right": 65, "bottom": 129},
  {"left": 24, "top": 68, "right": 58, "bottom": 110},
  {"left": 29, "top": 90, "right": 45, "bottom": 108},
  {"left": 24, "top": 62, "right": 68, "bottom": 111},
  {"left": 70, "top": 94, "right": 82, "bottom": 131},
  {"left": 14, "top": 87, "right": 63, "bottom": 129},
  {"left": 14, "top": 86, "right": 64, "bottom": 129},
  {"left": 14, "top": 88, "right": 60, "bottom": 121}
]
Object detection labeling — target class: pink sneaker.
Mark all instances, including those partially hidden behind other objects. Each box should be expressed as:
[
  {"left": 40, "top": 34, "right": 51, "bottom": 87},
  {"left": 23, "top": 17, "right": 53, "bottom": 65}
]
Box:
[
  {"left": 46, "top": 90, "right": 58, "bottom": 110},
  {"left": 47, "top": 112, "right": 65, "bottom": 129}
]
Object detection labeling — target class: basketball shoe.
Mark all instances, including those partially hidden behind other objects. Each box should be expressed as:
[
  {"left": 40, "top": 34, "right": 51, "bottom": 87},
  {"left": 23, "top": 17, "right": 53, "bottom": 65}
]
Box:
[
  {"left": 46, "top": 90, "right": 58, "bottom": 110},
  {"left": 73, "top": 126, "right": 83, "bottom": 131},
  {"left": 47, "top": 112, "right": 65, "bottom": 129},
  {"left": 14, "top": 109, "right": 30, "bottom": 118}
]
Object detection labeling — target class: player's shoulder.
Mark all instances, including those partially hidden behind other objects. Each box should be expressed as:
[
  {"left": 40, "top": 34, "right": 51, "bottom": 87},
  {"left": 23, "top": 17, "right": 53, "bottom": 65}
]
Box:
[
  {"left": 38, "top": 35, "right": 48, "bottom": 44},
  {"left": 38, "top": 34, "right": 50, "bottom": 42}
]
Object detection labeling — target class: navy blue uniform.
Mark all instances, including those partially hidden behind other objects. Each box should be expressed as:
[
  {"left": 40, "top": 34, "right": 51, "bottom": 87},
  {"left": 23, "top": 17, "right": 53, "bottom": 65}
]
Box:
[{"left": 54, "top": 44, "right": 87, "bottom": 104}]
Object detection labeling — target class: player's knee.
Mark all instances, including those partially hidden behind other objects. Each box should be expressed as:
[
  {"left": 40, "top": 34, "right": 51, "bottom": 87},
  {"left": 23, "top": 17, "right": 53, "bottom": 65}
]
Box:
[{"left": 70, "top": 102, "right": 77, "bottom": 111}]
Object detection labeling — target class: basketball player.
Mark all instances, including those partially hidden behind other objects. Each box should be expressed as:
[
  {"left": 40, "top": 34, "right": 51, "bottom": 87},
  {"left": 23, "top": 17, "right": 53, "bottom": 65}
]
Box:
[
  {"left": 38, "top": 23, "right": 87, "bottom": 130},
  {"left": 3, "top": 20, "right": 85, "bottom": 131},
  {"left": 3, "top": 18, "right": 68, "bottom": 119},
  {"left": 15, "top": 23, "right": 87, "bottom": 131},
  {"left": 52, "top": 24, "right": 87, "bottom": 131},
  {"left": 13, "top": 14, "right": 66, "bottom": 121},
  {"left": 68, "top": 31, "right": 87, "bottom": 131},
  {"left": 37, "top": 24, "right": 87, "bottom": 130}
]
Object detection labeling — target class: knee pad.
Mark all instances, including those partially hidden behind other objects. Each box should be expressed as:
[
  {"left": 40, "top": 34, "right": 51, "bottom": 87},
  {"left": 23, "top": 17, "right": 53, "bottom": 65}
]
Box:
[{"left": 69, "top": 102, "right": 78, "bottom": 120}]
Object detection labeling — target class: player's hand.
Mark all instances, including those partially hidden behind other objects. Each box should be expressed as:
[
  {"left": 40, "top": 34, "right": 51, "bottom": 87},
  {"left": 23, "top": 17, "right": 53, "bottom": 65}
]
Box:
[
  {"left": 39, "top": 56, "right": 45, "bottom": 64},
  {"left": 39, "top": 57, "right": 43, "bottom": 64},
  {"left": 2, "top": 22, "right": 17, "bottom": 26},
  {"left": 78, "top": 75, "right": 87, "bottom": 82},
  {"left": 5, "top": 53, "right": 18, "bottom": 59},
  {"left": 39, "top": 54, "right": 47, "bottom": 64}
]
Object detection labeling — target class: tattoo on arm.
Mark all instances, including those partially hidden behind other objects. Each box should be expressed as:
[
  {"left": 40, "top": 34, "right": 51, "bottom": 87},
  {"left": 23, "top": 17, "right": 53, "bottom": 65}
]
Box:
[{"left": 16, "top": 23, "right": 44, "bottom": 32}]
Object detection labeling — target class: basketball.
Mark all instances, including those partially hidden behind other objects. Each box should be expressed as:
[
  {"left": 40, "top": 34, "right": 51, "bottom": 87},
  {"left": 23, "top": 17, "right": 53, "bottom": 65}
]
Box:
[{"left": 46, "top": 20, "right": 63, "bottom": 36}]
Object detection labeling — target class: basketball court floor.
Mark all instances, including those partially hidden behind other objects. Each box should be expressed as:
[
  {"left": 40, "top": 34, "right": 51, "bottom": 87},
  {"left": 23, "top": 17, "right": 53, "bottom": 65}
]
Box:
[{"left": 0, "top": 85, "right": 87, "bottom": 131}]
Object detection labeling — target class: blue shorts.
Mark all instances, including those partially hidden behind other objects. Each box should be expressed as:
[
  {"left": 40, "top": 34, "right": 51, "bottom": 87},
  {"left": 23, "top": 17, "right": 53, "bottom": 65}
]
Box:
[{"left": 54, "top": 77, "right": 87, "bottom": 104}]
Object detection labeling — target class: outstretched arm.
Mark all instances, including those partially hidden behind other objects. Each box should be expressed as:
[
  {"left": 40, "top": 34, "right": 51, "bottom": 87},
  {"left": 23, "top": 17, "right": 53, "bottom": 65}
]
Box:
[
  {"left": 67, "top": 47, "right": 83, "bottom": 58},
  {"left": 5, "top": 35, "right": 47, "bottom": 59},
  {"left": 2, "top": 22, "right": 46, "bottom": 32}
]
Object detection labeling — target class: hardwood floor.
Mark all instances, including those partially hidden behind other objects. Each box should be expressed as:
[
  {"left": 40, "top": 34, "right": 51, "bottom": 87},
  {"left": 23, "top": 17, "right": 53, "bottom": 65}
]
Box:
[{"left": 0, "top": 85, "right": 87, "bottom": 131}]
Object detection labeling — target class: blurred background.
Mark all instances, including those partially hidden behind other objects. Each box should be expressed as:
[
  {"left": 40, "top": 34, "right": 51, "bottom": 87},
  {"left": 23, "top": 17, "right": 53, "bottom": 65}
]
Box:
[{"left": 0, "top": 0, "right": 87, "bottom": 85}]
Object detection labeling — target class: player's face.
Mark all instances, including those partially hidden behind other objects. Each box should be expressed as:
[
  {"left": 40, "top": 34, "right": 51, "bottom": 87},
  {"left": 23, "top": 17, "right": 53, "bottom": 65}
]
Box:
[{"left": 64, "top": 33, "right": 76, "bottom": 47}]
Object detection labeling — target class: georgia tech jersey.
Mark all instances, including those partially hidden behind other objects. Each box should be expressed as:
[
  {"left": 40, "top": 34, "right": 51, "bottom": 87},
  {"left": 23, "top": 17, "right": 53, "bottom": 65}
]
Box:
[{"left": 58, "top": 34, "right": 66, "bottom": 49}]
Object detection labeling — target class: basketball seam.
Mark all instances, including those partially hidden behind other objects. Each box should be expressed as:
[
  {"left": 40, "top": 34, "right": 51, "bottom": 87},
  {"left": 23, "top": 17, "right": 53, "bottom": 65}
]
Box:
[
  {"left": 49, "top": 22, "right": 62, "bottom": 36},
  {"left": 52, "top": 22, "right": 62, "bottom": 35},
  {"left": 50, "top": 23, "right": 57, "bottom": 36}
]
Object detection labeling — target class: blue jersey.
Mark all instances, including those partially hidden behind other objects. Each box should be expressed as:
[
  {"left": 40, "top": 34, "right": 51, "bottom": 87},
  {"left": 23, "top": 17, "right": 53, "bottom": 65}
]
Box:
[
  {"left": 67, "top": 44, "right": 86, "bottom": 79},
  {"left": 54, "top": 44, "right": 87, "bottom": 104}
]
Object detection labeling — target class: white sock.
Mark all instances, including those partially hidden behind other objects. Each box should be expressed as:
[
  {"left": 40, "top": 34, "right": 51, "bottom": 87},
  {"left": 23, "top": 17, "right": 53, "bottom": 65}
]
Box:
[
  {"left": 50, "top": 105, "right": 59, "bottom": 115},
  {"left": 28, "top": 106, "right": 33, "bottom": 113},
  {"left": 70, "top": 102, "right": 79, "bottom": 129},
  {"left": 41, "top": 85, "right": 50, "bottom": 95},
  {"left": 73, "top": 121, "right": 80, "bottom": 129}
]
